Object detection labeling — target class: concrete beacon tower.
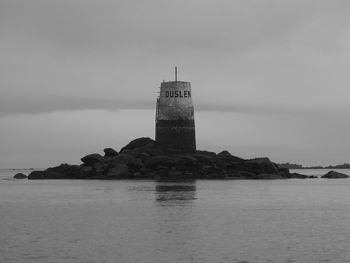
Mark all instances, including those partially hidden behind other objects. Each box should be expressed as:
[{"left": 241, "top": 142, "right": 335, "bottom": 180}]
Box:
[{"left": 155, "top": 68, "right": 196, "bottom": 152}]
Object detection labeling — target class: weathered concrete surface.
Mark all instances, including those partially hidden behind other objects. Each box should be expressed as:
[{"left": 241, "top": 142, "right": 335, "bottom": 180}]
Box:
[
  {"left": 156, "top": 81, "right": 196, "bottom": 152},
  {"left": 157, "top": 81, "right": 194, "bottom": 121}
]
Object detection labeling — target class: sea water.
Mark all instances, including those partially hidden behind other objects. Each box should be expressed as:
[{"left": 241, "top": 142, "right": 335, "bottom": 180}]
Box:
[{"left": 1, "top": 169, "right": 350, "bottom": 263}]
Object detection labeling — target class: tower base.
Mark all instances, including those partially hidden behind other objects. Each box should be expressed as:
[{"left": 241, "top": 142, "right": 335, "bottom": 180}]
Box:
[{"left": 156, "top": 120, "right": 196, "bottom": 152}]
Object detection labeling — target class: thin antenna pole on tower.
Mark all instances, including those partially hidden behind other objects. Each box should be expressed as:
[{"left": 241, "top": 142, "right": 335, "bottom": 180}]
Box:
[{"left": 175, "top": 66, "right": 177, "bottom": 82}]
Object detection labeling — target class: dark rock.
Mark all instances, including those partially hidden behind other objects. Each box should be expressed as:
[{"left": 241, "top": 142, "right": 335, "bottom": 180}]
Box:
[
  {"left": 120, "top": 137, "right": 156, "bottom": 152},
  {"left": 154, "top": 165, "right": 170, "bottom": 177},
  {"left": 196, "top": 150, "right": 216, "bottom": 157},
  {"left": 28, "top": 137, "right": 301, "bottom": 180},
  {"left": 133, "top": 172, "right": 142, "bottom": 178},
  {"left": 106, "top": 164, "right": 130, "bottom": 178},
  {"left": 237, "top": 171, "right": 256, "bottom": 178},
  {"left": 132, "top": 152, "right": 151, "bottom": 163},
  {"left": 253, "top": 173, "right": 285, "bottom": 180},
  {"left": 145, "top": 155, "right": 176, "bottom": 169},
  {"left": 13, "top": 173, "right": 27, "bottom": 179},
  {"left": 193, "top": 154, "right": 213, "bottom": 165},
  {"left": 246, "top": 157, "right": 272, "bottom": 164},
  {"left": 211, "top": 157, "right": 228, "bottom": 169},
  {"left": 28, "top": 164, "right": 90, "bottom": 179},
  {"left": 81, "top": 154, "right": 102, "bottom": 166},
  {"left": 144, "top": 172, "right": 156, "bottom": 179},
  {"left": 111, "top": 154, "right": 142, "bottom": 168},
  {"left": 289, "top": 173, "right": 308, "bottom": 179},
  {"left": 321, "top": 171, "right": 349, "bottom": 179},
  {"left": 28, "top": 170, "right": 46, "bottom": 179},
  {"left": 225, "top": 171, "right": 255, "bottom": 179},
  {"left": 92, "top": 162, "right": 109, "bottom": 175},
  {"left": 139, "top": 167, "right": 150, "bottom": 174},
  {"left": 98, "top": 156, "right": 114, "bottom": 164},
  {"left": 202, "top": 165, "right": 222, "bottom": 174},
  {"left": 278, "top": 167, "right": 290, "bottom": 177},
  {"left": 201, "top": 165, "right": 225, "bottom": 179},
  {"left": 241, "top": 157, "right": 279, "bottom": 174},
  {"left": 81, "top": 166, "right": 93, "bottom": 174},
  {"left": 168, "top": 168, "right": 183, "bottom": 177},
  {"left": 178, "top": 156, "right": 197, "bottom": 165},
  {"left": 205, "top": 173, "right": 225, "bottom": 179},
  {"left": 183, "top": 171, "right": 193, "bottom": 177},
  {"left": 217, "top": 151, "right": 244, "bottom": 163},
  {"left": 217, "top": 150, "right": 232, "bottom": 157},
  {"left": 103, "top": 148, "right": 118, "bottom": 157}
]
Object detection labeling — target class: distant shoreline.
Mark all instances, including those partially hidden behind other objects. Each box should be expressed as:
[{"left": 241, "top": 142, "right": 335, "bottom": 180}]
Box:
[{"left": 278, "top": 163, "right": 350, "bottom": 170}]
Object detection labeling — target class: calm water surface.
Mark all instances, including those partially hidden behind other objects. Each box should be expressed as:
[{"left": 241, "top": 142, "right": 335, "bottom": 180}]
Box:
[{"left": 1, "top": 169, "right": 350, "bottom": 263}]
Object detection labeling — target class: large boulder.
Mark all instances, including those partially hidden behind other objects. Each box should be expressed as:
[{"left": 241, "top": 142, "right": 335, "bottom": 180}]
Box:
[
  {"left": 120, "top": 137, "right": 156, "bottom": 153},
  {"left": 192, "top": 154, "right": 214, "bottom": 165},
  {"left": 106, "top": 164, "right": 130, "bottom": 178},
  {"left": 145, "top": 155, "right": 177, "bottom": 169},
  {"left": 241, "top": 157, "right": 279, "bottom": 174},
  {"left": 92, "top": 162, "right": 109, "bottom": 175},
  {"left": 278, "top": 167, "right": 290, "bottom": 178},
  {"left": 167, "top": 168, "right": 183, "bottom": 178},
  {"left": 225, "top": 171, "right": 255, "bottom": 179},
  {"left": 179, "top": 155, "right": 197, "bottom": 165},
  {"left": 110, "top": 154, "right": 142, "bottom": 169},
  {"left": 321, "top": 171, "right": 349, "bottom": 179},
  {"left": 103, "top": 148, "right": 118, "bottom": 157},
  {"left": 200, "top": 165, "right": 225, "bottom": 179},
  {"left": 196, "top": 150, "right": 216, "bottom": 157},
  {"left": 217, "top": 151, "right": 244, "bottom": 163},
  {"left": 81, "top": 153, "right": 102, "bottom": 166},
  {"left": 253, "top": 173, "right": 285, "bottom": 179},
  {"left": 28, "top": 170, "right": 46, "bottom": 179},
  {"left": 13, "top": 173, "right": 27, "bottom": 179},
  {"left": 289, "top": 173, "right": 309, "bottom": 179},
  {"left": 132, "top": 152, "right": 151, "bottom": 163},
  {"left": 28, "top": 164, "right": 89, "bottom": 179}
]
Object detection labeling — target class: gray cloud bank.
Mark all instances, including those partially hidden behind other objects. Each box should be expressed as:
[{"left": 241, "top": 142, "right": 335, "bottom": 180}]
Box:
[
  {"left": 1, "top": 95, "right": 346, "bottom": 117},
  {"left": 1, "top": 0, "right": 350, "bottom": 167},
  {"left": 1, "top": 0, "right": 350, "bottom": 116}
]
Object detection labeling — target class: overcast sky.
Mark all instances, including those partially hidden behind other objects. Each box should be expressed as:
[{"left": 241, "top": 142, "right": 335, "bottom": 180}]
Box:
[{"left": 1, "top": 0, "right": 350, "bottom": 167}]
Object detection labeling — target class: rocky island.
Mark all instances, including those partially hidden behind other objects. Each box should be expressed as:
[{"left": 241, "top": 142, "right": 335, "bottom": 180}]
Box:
[
  {"left": 28, "top": 137, "right": 319, "bottom": 180},
  {"left": 17, "top": 75, "right": 348, "bottom": 180}
]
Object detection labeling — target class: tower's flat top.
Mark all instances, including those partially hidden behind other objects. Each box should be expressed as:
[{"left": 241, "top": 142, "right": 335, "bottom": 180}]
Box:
[{"left": 161, "top": 80, "right": 191, "bottom": 85}]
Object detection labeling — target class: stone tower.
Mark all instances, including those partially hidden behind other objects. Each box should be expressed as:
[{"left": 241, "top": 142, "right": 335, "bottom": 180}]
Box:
[{"left": 155, "top": 68, "right": 196, "bottom": 152}]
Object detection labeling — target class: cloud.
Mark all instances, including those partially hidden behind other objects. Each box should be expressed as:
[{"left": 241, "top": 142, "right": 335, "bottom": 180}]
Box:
[
  {"left": 0, "top": 96, "right": 153, "bottom": 116},
  {"left": 0, "top": 0, "right": 330, "bottom": 54},
  {"left": 1, "top": 1, "right": 350, "bottom": 136},
  {"left": 2, "top": 0, "right": 350, "bottom": 167},
  {"left": 1, "top": 93, "right": 347, "bottom": 118}
]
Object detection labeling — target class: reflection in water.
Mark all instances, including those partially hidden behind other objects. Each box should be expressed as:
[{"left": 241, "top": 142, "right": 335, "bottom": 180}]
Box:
[
  {"left": 155, "top": 181, "right": 197, "bottom": 204},
  {"left": 153, "top": 180, "right": 200, "bottom": 260}
]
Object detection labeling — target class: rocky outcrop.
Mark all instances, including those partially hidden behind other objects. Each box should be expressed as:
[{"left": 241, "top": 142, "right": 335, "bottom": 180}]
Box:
[
  {"left": 252, "top": 173, "right": 285, "bottom": 180},
  {"left": 321, "top": 171, "right": 349, "bottom": 179},
  {"left": 28, "top": 137, "right": 307, "bottom": 180},
  {"left": 120, "top": 137, "right": 156, "bottom": 153},
  {"left": 13, "top": 173, "right": 27, "bottom": 179},
  {"left": 103, "top": 148, "right": 118, "bottom": 157},
  {"left": 217, "top": 150, "right": 244, "bottom": 163},
  {"left": 288, "top": 173, "right": 308, "bottom": 179},
  {"left": 81, "top": 154, "right": 102, "bottom": 166},
  {"left": 28, "top": 164, "right": 90, "bottom": 179}
]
